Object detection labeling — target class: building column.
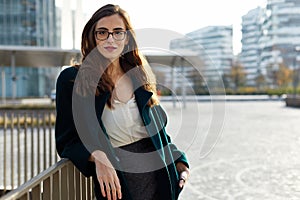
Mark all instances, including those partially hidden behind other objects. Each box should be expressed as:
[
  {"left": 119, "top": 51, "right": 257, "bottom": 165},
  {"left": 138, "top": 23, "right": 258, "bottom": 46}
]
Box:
[
  {"left": 11, "top": 51, "right": 17, "bottom": 99},
  {"left": 171, "top": 65, "right": 176, "bottom": 108},
  {"left": 181, "top": 57, "right": 186, "bottom": 109},
  {"left": 1, "top": 66, "right": 6, "bottom": 104}
]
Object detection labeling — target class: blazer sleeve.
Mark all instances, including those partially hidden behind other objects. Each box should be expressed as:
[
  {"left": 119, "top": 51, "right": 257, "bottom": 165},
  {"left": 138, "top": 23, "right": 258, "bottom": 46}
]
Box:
[
  {"left": 55, "top": 67, "right": 95, "bottom": 177},
  {"left": 154, "top": 105, "right": 189, "bottom": 168}
]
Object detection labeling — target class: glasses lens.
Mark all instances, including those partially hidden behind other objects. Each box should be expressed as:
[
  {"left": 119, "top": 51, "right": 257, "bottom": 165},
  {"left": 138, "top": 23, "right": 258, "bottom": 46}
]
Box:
[
  {"left": 95, "top": 30, "right": 126, "bottom": 41},
  {"left": 113, "top": 31, "right": 126, "bottom": 41},
  {"left": 96, "top": 30, "right": 109, "bottom": 40}
]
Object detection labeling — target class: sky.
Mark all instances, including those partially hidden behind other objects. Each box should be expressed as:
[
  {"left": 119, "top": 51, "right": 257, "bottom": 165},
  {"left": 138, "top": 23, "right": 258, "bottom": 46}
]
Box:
[{"left": 57, "top": 0, "right": 267, "bottom": 55}]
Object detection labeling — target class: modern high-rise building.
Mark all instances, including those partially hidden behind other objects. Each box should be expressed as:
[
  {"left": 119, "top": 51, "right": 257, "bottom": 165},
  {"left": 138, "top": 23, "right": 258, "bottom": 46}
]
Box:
[
  {"left": 239, "top": 0, "right": 300, "bottom": 88},
  {"left": 170, "top": 26, "right": 233, "bottom": 86},
  {"left": 259, "top": 0, "right": 300, "bottom": 86},
  {"left": 0, "top": 0, "right": 58, "bottom": 47},
  {"left": 0, "top": 0, "right": 61, "bottom": 98},
  {"left": 239, "top": 7, "right": 265, "bottom": 86}
]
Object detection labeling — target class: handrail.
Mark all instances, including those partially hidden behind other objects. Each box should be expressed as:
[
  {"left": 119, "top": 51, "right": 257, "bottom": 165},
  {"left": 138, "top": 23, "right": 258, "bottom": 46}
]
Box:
[
  {"left": 0, "top": 159, "right": 94, "bottom": 200},
  {"left": 0, "top": 159, "right": 68, "bottom": 200},
  {"left": 0, "top": 110, "right": 58, "bottom": 191}
]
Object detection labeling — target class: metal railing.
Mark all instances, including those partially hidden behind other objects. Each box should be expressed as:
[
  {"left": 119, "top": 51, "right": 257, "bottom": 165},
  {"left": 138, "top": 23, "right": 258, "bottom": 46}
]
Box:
[
  {"left": 0, "top": 109, "right": 58, "bottom": 193},
  {"left": 0, "top": 159, "right": 95, "bottom": 200}
]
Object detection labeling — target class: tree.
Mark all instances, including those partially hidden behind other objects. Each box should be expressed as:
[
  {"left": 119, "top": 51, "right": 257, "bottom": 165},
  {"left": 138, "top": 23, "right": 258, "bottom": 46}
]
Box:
[
  {"left": 221, "top": 73, "right": 231, "bottom": 89},
  {"left": 274, "top": 63, "right": 292, "bottom": 88},
  {"left": 229, "top": 62, "right": 246, "bottom": 91},
  {"left": 254, "top": 73, "right": 266, "bottom": 91},
  {"left": 267, "top": 63, "right": 292, "bottom": 88},
  {"left": 293, "top": 68, "right": 300, "bottom": 91}
]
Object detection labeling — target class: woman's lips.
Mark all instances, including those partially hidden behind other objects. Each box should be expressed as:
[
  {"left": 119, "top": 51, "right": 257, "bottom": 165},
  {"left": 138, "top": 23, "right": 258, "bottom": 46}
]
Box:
[{"left": 104, "top": 46, "right": 117, "bottom": 52}]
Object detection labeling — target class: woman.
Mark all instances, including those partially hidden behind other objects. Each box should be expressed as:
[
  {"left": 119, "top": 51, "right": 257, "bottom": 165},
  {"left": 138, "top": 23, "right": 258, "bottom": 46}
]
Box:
[{"left": 55, "top": 4, "right": 189, "bottom": 200}]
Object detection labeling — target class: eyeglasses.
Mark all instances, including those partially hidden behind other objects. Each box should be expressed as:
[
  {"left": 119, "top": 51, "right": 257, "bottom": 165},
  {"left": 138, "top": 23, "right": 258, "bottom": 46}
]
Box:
[{"left": 94, "top": 30, "right": 127, "bottom": 41}]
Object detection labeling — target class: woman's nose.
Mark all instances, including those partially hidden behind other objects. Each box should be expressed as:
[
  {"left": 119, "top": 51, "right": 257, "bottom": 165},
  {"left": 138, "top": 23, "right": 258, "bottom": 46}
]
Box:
[{"left": 107, "top": 34, "right": 114, "bottom": 42}]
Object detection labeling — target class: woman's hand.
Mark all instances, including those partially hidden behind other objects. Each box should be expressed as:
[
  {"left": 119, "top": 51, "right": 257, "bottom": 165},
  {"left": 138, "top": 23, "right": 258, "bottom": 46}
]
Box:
[
  {"left": 176, "top": 162, "right": 190, "bottom": 188},
  {"left": 90, "top": 150, "right": 122, "bottom": 200}
]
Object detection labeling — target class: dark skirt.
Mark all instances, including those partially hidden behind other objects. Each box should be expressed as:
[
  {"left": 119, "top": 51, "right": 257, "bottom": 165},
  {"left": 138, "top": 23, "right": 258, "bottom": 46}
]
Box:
[{"left": 114, "top": 137, "right": 169, "bottom": 200}]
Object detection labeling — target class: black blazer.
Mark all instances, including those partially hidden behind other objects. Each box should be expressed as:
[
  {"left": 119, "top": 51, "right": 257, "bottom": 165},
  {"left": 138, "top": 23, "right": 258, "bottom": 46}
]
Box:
[{"left": 55, "top": 66, "right": 189, "bottom": 200}]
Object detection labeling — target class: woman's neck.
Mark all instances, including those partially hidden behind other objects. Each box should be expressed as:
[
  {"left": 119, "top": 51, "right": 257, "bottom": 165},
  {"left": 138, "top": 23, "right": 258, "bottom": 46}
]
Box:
[{"left": 107, "top": 60, "right": 124, "bottom": 84}]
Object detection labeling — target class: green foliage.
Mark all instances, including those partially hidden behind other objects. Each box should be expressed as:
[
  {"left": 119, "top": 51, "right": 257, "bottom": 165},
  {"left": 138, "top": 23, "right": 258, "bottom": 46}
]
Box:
[
  {"left": 266, "top": 87, "right": 300, "bottom": 96},
  {"left": 225, "top": 87, "right": 300, "bottom": 96},
  {"left": 222, "top": 61, "right": 247, "bottom": 92},
  {"left": 0, "top": 113, "right": 56, "bottom": 127},
  {"left": 0, "top": 104, "right": 55, "bottom": 110},
  {"left": 0, "top": 104, "right": 56, "bottom": 127},
  {"left": 159, "top": 89, "right": 172, "bottom": 96}
]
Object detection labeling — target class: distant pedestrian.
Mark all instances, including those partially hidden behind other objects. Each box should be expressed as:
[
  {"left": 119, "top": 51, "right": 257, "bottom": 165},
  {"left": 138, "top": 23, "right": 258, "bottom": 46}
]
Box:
[{"left": 55, "top": 4, "right": 189, "bottom": 200}]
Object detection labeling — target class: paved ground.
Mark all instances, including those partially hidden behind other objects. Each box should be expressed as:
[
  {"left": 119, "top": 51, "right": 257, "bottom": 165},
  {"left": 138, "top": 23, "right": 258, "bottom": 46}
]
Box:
[
  {"left": 160, "top": 101, "right": 300, "bottom": 200},
  {"left": 1, "top": 100, "right": 300, "bottom": 199}
]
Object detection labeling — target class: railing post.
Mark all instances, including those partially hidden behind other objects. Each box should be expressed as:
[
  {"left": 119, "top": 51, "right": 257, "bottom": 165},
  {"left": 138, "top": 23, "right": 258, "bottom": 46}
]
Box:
[
  {"left": 52, "top": 171, "right": 59, "bottom": 200},
  {"left": 17, "top": 114, "right": 21, "bottom": 186},
  {"left": 43, "top": 177, "right": 51, "bottom": 200},
  {"left": 81, "top": 173, "right": 87, "bottom": 200},
  {"left": 31, "top": 112, "right": 34, "bottom": 179},
  {"left": 75, "top": 168, "right": 81, "bottom": 200},
  {"left": 37, "top": 112, "right": 40, "bottom": 174},
  {"left": 10, "top": 112, "right": 14, "bottom": 189},
  {"left": 43, "top": 112, "right": 47, "bottom": 171},
  {"left": 31, "top": 184, "right": 41, "bottom": 199},
  {"left": 48, "top": 112, "right": 52, "bottom": 166},
  {"left": 67, "top": 162, "right": 75, "bottom": 200},
  {"left": 24, "top": 113, "right": 28, "bottom": 182},
  {"left": 61, "top": 165, "right": 68, "bottom": 200},
  {"left": 3, "top": 112, "right": 7, "bottom": 192}
]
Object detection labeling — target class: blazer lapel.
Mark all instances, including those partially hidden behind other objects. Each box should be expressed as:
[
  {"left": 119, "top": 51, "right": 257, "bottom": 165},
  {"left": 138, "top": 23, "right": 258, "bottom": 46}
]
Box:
[
  {"left": 95, "top": 91, "right": 110, "bottom": 121},
  {"left": 134, "top": 88, "right": 166, "bottom": 159},
  {"left": 134, "top": 87, "right": 153, "bottom": 125},
  {"left": 95, "top": 88, "right": 153, "bottom": 123},
  {"left": 94, "top": 87, "right": 154, "bottom": 135}
]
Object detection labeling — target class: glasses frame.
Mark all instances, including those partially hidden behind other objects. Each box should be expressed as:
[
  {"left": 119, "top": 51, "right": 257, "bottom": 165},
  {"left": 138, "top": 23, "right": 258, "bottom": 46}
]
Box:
[{"left": 94, "top": 30, "right": 127, "bottom": 41}]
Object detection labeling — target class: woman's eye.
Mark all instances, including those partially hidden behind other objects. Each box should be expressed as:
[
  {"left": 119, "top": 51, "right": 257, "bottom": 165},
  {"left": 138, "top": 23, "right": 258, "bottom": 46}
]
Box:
[{"left": 99, "top": 31, "right": 107, "bottom": 35}]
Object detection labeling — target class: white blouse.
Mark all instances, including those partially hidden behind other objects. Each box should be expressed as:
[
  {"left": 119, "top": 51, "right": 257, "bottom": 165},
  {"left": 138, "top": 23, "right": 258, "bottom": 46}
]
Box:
[{"left": 101, "top": 96, "right": 149, "bottom": 147}]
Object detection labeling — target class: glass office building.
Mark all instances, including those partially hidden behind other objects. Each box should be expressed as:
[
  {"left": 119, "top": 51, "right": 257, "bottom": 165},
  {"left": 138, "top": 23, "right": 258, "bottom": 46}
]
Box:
[
  {"left": 0, "top": 0, "right": 58, "bottom": 46},
  {"left": 259, "top": 0, "right": 300, "bottom": 86},
  {"left": 0, "top": 0, "right": 60, "bottom": 98},
  {"left": 170, "top": 26, "right": 233, "bottom": 85},
  {"left": 239, "top": 0, "right": 300, "bottom": 87},
  {"left": 239, "top": 7, "right": 265, "bottom": 86}
]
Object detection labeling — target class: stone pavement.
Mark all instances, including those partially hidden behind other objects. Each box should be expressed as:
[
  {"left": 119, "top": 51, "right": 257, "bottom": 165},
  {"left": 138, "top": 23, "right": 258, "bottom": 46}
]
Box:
[{"left": 160, "top": 101, "right": 300, "bottom": 200}]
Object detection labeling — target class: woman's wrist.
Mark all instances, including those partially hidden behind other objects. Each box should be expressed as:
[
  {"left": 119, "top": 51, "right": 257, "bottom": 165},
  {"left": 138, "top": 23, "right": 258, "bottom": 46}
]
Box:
[{"left": 89, "top": 150, "right": 107, "bottom": 162}]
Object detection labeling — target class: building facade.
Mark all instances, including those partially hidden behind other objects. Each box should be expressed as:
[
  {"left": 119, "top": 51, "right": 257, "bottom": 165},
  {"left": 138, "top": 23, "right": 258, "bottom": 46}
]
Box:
[
  {"left": 259, "top": 0, "right": 300, "bottom": 87},
  {"left": 185, "top": 26, "right": 233, "bottom": 73},
  {"left": 170, "top": 26, "right": 233, "bottom": 92},
  {"left": 239, "top": 0, "right": 300, "bottom": 88},
  {"left": 0, "top": 0, "right": 61, "bottom": 98},
  {"left": 239, "top": 7, "right": 265, "bottom": 86},
  {"left": 0, "top": 0, "right": 58, "bottom": 46}
]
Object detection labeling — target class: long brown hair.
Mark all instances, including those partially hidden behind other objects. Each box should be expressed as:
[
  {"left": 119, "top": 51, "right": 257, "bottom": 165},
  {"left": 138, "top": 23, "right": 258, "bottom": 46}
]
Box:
[{"left": 78, "top": 4, "right": 158, "bottom": 108}]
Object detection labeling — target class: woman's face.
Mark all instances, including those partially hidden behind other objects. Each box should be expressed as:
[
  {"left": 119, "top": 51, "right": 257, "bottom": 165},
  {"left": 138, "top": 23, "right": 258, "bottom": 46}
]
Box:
[{"left": 94, "top": 14, "right": 128, "bottom": 61}]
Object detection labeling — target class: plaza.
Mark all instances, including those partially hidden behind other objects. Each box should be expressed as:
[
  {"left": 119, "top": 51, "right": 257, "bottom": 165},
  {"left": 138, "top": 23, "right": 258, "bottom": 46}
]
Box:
[{"left": 164, "top": 100, "right": 300, "bottom": 200}]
